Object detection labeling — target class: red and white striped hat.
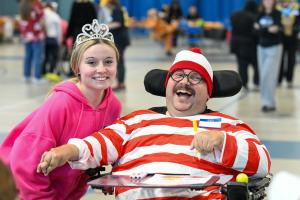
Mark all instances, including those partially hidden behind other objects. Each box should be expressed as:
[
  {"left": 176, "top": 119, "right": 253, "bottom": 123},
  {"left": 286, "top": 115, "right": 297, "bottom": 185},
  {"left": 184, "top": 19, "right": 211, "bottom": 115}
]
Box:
[{"left": 165, "top": 48, "right": 213, "bottom": 96}]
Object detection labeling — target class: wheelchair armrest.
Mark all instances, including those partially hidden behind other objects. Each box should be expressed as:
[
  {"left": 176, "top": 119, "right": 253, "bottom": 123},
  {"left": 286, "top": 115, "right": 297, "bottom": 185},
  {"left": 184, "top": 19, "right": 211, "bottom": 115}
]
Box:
[
  {"left": 86, "top": 166, "right": 107, "bottom": 182},
  {"left": 248, "top": 176, "right": 271, "bottom": 189},
  {"left": 86, "top": 167, "right": 115, "bottom": 195},
  {"left": 223, "top": 176, "right": 271, "bottom": 200}
]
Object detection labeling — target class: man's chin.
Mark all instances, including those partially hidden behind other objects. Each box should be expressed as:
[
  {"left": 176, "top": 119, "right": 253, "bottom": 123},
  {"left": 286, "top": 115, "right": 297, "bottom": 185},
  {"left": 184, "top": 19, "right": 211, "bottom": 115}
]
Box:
[{"left": 174, "top": 104, "right": 193, "bottom": 112}]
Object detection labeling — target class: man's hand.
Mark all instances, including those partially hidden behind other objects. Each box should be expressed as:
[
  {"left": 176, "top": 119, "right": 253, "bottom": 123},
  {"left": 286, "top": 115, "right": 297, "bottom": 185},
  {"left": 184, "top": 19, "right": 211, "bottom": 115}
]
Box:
[
  {"left": 190, "top": 130, "right": 224, "bottom": 153},
  {"left": 37, "top": 144, "right": 79, "bottom": 176}
]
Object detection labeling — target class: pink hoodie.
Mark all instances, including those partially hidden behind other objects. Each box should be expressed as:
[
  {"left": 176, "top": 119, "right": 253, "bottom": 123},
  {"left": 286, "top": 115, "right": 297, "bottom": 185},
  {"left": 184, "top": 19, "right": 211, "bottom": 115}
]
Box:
[{"left": 0, "top": 81, "right": 121, "bottom": 200}]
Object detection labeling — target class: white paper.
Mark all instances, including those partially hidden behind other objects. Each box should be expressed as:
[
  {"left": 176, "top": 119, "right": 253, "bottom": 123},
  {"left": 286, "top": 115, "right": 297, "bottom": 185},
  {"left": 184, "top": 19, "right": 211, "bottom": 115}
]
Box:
[{"left": 141, "top": 174, "right": 212, "bottom": 186}]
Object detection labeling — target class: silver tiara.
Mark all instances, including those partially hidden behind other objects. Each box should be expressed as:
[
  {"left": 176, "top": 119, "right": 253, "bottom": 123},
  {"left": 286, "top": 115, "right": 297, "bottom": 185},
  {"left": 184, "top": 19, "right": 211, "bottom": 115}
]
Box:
[{"left": 75, "top": 19, "right": 114, "bottom": 47}]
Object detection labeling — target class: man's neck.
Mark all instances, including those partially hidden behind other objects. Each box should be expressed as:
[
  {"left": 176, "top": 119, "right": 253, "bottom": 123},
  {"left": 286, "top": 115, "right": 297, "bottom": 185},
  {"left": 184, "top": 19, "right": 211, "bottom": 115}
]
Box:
[{"left": 167, "top": 108, "right": 207, "bottom": 117}]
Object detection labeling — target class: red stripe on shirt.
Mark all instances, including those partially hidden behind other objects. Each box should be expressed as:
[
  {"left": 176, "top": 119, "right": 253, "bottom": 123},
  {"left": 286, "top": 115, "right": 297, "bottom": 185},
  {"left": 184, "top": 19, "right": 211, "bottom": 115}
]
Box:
[
  {"left": 83, "top": 140, "right": 94, "bottom": 157},
  {"left": 221, "top": 135, "right": 237, "bottom": 168},
  {"left": 209, "top": 111, "right": 237, "bottom": 120},
  {"left": 123, "top": 134, "right": 193, "bottom": 155},
  {"left": 101, "top": 128, "right": 124, "bottom": 158},
  {"left": 243, "top": 142, "right": 259, "bottom": 175},
  {"left": 120, "top": 109, "right": 156, "bottom": 121},
  {"left": 222, "top": 122, "right": 256, "bottom": 135},
  {"left": 126, "top": 117, "right": 193, "bottom": 135},
  {"left": 91, "top": 132, "right": 108, "bottom": 165},
  {"left": 113, "top": 153, "right": 236, "bottom": 175}
]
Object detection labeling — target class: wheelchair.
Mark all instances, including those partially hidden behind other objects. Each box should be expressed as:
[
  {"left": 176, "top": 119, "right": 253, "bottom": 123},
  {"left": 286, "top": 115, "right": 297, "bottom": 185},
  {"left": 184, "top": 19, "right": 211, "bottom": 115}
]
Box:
[{"left": 86, "top": 69, "right": 271, "bottom": 200}]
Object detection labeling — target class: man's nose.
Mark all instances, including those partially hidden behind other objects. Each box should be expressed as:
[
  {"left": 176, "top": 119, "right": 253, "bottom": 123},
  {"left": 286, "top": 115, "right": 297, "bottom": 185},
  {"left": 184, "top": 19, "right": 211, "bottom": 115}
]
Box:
[{"left": 180, "top": 75, "right": 190, "bottom": 84}]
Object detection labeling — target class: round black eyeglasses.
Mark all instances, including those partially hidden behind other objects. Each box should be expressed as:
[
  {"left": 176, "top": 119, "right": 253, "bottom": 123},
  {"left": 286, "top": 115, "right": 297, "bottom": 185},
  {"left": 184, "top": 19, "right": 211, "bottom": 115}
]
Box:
[{"left": 170, "top": 70, "right": 204, "bottom": 85}]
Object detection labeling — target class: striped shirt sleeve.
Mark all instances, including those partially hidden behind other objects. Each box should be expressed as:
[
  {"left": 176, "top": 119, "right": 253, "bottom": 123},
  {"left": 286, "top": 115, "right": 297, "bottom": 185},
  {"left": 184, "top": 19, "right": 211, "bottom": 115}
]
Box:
[
  {"left": 220, "top": 122, "right": 271, "bottom": 177},
  {"left": 66, "top": 111, "right": 155, "bottom": 169}
]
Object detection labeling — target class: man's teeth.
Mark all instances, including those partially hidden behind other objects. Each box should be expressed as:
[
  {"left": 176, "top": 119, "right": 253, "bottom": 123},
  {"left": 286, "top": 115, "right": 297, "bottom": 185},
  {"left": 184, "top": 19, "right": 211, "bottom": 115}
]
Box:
[{"left": 176, "top": 90, "right": 191, "bottom": 95}]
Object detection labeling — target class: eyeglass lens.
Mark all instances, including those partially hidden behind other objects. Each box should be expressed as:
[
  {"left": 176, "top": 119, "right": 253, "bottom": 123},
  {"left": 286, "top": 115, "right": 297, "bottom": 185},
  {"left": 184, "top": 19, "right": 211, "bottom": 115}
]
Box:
[{"left": 171, "top": 70, "right": 203, "bottom": 85}]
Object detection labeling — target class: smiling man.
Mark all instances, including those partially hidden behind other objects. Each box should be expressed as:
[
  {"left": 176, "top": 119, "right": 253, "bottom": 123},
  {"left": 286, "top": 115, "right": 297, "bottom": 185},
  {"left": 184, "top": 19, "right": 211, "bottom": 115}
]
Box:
[
  {"left": 37, "top": 48, "right": 271, "bottom": 200},
  {"left": 165, "top": 48, "right": 213, "bottom": 117}
]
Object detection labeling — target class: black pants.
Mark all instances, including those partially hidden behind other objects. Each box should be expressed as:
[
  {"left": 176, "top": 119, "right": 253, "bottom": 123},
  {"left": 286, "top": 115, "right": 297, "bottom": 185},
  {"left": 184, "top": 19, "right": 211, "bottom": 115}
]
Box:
[
  {"left": 278, "top": 36, "right": 297, "bottom": 84},
  {"left": 116, "top": 45, "right": 127, "bottom": 84},
  {"left": 43, "top": 37, "right": 59, "bottom": 74},
  {"left": 236, "top": 55, "right": 259, "bottom": 88}
]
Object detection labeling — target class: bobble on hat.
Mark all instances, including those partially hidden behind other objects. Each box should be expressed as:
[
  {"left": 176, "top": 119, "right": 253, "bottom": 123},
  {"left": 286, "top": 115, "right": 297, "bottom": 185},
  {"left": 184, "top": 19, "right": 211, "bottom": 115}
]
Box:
[
  {"left": 190, "top": 47, "right": 202, "bottom": 54},
  {"left": 165, "top": 48, "right": 214, "bottom": 96}
]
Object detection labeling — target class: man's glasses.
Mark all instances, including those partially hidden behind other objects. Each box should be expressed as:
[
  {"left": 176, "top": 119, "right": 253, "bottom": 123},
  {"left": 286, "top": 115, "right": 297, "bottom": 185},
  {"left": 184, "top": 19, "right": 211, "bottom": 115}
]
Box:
[{"left": 170, "top": 70, "right": 204, "bottom": 85}]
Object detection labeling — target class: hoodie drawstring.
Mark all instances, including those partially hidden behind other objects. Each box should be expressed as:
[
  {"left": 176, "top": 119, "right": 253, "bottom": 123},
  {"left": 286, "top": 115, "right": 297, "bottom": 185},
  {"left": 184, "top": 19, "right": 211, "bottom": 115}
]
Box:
[{"left": 73, "top": 103, "right": 83, "bottom": 137}]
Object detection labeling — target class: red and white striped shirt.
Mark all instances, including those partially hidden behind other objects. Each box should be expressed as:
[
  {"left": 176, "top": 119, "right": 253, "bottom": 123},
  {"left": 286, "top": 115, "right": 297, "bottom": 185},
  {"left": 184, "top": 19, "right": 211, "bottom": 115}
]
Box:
[{"left": 69, "top": 109, "right": 271, "bottom": 199}]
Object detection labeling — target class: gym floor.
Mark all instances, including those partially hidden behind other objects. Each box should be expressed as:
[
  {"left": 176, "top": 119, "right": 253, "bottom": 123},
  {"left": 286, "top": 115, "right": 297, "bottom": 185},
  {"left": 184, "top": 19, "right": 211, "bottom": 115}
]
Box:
[{"left": 0, "top": 36, "right": 299, "bottom": 199}]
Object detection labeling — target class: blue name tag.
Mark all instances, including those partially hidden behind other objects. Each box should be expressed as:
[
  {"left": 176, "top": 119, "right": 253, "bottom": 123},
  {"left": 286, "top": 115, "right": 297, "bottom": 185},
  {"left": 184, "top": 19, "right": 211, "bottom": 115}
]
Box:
[{"left": 199, "top": 118, "right": 222, "bottom": 129}]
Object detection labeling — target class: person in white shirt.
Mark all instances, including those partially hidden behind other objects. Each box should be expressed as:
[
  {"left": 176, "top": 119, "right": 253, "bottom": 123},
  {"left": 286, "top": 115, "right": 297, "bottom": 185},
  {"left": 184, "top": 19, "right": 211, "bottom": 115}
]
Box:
[{"left": 42, "top": 2, "right": 61, "bottom": 76}]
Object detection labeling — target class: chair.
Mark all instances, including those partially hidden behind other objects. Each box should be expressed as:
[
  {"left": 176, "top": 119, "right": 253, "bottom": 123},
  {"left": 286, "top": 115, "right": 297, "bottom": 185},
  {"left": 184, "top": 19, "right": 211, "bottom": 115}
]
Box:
[
  {"left": 178, "top": 19, "right": 204, "bottom": 47},
  {"left": 186, "top": 26, "right": 203, "bottom": 47},
  {"left": 87, "top": 69, "right": 270, "bottom": 200}
]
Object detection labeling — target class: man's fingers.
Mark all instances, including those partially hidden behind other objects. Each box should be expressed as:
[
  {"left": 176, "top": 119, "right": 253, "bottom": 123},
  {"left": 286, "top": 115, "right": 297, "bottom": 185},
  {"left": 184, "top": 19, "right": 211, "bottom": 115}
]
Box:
[
  {"left": 37, "top": 161, "right": 49, "bottom": 174},
  {"left": 37, "top": 164, "right": 42, "bottom": 173},
  {"left": 45, "top": 165, "right": 56, "bottom": 176},
  {"left": 37, "top": 151, "right": 55, "bottom": 175},
  {"left": 190, "top": 138, "right": 196, "bottom": 150},
  {"left": 40, "top": 152, "right": 46, "bottom": 163},
  {"left": 205, "top": 142, "right": 212, "bottom": 152}
]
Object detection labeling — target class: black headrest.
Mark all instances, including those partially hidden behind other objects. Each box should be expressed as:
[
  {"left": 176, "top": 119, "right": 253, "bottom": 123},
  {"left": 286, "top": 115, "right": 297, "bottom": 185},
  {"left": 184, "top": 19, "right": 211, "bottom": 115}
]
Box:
[{"left": 144, "top": 69, "right": 242, "bottom": 98}]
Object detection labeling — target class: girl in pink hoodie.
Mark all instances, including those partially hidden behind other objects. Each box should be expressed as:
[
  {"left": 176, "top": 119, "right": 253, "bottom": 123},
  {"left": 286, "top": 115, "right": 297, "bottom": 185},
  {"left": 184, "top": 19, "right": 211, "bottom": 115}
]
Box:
[{"left": 0, "top": 21, "right": 121, "bottom": 200}]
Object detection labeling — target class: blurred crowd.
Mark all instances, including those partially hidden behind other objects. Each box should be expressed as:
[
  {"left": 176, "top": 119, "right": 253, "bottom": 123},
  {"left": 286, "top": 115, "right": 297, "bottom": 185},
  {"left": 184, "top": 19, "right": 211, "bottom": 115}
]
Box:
[
  {"left": 230, "top": 0, "right": 300, "bottom": 112},
  {"left": 0, "top": 0, "right": 299, "bottom": 110}
]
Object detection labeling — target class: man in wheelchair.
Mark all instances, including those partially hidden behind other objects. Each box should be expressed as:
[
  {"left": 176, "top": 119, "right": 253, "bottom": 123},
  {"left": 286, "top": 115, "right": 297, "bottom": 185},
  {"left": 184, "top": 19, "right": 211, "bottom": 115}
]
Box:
[{"left": 37, "top": 48, "right": 270, "bottom": 199}]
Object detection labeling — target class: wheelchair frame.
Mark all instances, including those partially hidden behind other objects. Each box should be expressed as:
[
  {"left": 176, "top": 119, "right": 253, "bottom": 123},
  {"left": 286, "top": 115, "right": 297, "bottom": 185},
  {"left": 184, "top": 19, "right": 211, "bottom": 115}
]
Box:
[{"left": 86, "top": 166, "right": 271, "bottom": 200}]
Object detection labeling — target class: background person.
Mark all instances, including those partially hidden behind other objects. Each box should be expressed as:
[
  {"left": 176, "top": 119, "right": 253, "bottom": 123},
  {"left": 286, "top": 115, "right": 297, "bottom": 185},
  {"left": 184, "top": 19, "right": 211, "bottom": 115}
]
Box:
[
  {"left": 42, "top": 2, "right": 61, "bottom": 81},
  {"left": 230, "top": 0, "right": 259, "bottom": 91},
  {"left": 37, "top": 48, "right": 270, "bottom": 199},
  {"left": 106, "top": 0, "right": 131, "bottom": 91},
  {"left": 181, "top": 5, "right": 205, "bottom": 47},
  {"left": 66, "top": 0, "right": 97, "bottom": 77},
  {"left": 0, "top": 21, "right": 121, "bottom": 199},
  {"left": 135, "top": 8, "right": 177, "bottom": 56},
  {"left": 277, "top": 0, "right": 300, "bottom": 88},
  {"left": 18, "top": 0, "right": 45, "bottom": 83},
  {"left": 254, "top": 0, "right": 283, "bottom": 112},
  {"left": 166, "top": 0, "right": 183, "bottom": 47}
]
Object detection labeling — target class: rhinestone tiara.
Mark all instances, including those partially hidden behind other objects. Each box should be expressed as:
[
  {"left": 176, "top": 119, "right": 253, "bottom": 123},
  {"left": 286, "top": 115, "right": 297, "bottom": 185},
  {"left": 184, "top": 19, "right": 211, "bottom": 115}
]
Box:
[{"left": 75, "top": 19, "right": 114, "bottom": 47}]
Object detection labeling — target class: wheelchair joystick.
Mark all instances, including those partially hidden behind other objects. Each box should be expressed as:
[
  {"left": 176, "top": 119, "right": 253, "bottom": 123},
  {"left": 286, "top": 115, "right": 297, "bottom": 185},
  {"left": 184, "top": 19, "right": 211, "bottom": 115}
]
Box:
[{"left": 236, "top": 173, "right": 249, "bottom": 184}]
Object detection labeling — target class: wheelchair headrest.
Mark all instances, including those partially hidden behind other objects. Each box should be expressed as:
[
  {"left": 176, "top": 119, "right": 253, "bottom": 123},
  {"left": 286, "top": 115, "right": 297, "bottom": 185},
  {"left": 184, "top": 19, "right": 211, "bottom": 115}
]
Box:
[{"left": 144, "top": 69, "right": 242, "bottom": 98}]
